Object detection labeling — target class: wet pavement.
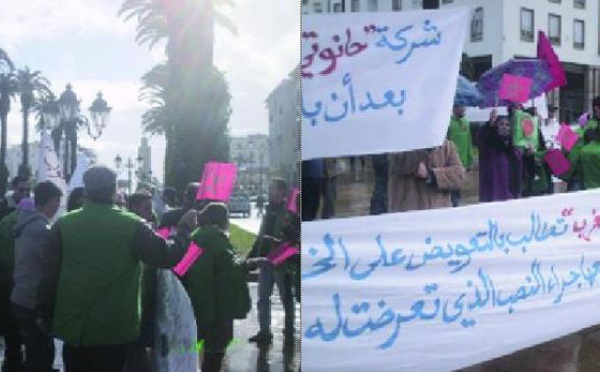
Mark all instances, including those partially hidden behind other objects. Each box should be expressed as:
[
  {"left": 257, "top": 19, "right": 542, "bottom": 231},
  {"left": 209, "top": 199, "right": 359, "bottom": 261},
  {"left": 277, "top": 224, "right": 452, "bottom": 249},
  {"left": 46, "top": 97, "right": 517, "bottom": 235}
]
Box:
[{"left": 0, "top": 283, "right": 301, "bottom": 372}]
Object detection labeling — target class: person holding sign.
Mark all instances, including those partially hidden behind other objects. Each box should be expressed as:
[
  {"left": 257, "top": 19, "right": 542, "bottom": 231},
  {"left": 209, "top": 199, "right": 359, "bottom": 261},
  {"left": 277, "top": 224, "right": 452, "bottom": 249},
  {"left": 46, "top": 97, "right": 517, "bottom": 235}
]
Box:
[
  {"left": 37, "top": 165, "right": 197, "bottom": 372},
  {"left": 180, "top": 202, "right": 261, "bottom": 372},
  {"left": 388, "top": 140, "right": 466, "bottom": 212},
  {"left": 509, "top": 104, "right": 539, "bottom": 197},
  {"left": 247, "top": 179, "right": 297, "bottom": 345},
  {"left": 447, "top": 104, "right": 474, "bottom": 207}
]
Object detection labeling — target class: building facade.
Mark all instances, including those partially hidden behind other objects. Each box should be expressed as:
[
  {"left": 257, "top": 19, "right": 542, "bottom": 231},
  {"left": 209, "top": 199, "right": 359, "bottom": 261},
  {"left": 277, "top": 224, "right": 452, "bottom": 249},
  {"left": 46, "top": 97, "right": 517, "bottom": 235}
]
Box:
[
  {"left": 230, "top": 134, "right": 270, "bottom": 195},
  {"left": 266, "top": 71, "right": 300, "bottom": 187},
  {"left": 302, "top": 0, "right": 600, "bottom": 122}
]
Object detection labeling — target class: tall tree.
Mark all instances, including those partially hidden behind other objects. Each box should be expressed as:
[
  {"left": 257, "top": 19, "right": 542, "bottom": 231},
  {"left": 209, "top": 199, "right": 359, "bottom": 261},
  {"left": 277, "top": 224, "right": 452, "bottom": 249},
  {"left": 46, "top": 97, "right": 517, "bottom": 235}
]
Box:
[
  {"left": 16, "top": 66, "right": 52, "bottom": 177},
  {"left": 119, "top": 0, "right": 236, "bottom": 192},
  {"left": 0, "top": 48, "right": 18, "bottom": 195}
]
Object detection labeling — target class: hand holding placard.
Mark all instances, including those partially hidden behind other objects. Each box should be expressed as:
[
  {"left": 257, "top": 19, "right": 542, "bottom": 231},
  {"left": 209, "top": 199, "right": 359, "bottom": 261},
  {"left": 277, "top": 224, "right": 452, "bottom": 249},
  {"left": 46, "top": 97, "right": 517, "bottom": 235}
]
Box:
[
  {"left": 173, "top": 242, "right": 204, "bottom": 277},
  {"left": 195, "top": 162, "right": 238, "bottom": 202},
  {"left": 267, "top": 243, "right": 300, "bottom": 266}
]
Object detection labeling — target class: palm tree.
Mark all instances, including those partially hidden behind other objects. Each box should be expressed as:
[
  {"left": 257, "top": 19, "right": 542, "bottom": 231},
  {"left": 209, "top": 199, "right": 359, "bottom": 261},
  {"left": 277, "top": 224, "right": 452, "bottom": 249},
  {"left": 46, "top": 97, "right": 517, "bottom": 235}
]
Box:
[
  {"left": 119, "top": 0, "right": 237, "bottom": 192},
  {"left": 140, "top": 63, "right": 167, "bottom": 136},
  {"left": 0, "top": 48, "right": 18, "bottom": 195},
  {"left": 16, "top": 66, "right": 52, "bottom": 177}
]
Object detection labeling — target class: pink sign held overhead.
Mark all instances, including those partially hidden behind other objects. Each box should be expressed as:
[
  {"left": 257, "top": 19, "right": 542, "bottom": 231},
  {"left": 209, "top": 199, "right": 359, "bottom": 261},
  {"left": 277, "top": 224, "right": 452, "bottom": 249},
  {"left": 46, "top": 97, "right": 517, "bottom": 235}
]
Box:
[
  {"left": 195, "top": 162, "right": 237, "bottom": 202},
  {"left": 498, "top": 74, "right": 533, "bottom": 103},
  {"left": 156, "top": 227, "right": 172, "bottom": 239},
  {"left": 173, "top": 242, "right": 204, "bottom": 277},
  {"left": 287, "top": 188, "right": 299, "bottom": 214},
  {"left": 267, "top": 243, "right": 300, "bottom": 266},
  {"left": 557, "top": 125, "right": 580, "bottom": 151}
]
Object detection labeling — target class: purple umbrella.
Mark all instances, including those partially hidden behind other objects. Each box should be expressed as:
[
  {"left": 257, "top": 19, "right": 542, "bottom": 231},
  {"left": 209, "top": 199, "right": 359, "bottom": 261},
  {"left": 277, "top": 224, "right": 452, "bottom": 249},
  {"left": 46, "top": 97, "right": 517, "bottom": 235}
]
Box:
[{"left": 476, "top": 59, "right": 554, "bottom": 108}]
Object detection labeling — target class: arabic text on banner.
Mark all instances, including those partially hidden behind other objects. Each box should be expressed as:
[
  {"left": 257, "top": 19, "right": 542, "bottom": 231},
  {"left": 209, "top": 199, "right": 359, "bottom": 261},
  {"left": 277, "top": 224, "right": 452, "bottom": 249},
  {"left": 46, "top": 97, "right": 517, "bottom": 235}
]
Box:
[
  {"left": 302, "top": 190, "right": 600, "bottom": 371},
  {"left": 301, "top": 8, "right": 469, "bottom": 160}
]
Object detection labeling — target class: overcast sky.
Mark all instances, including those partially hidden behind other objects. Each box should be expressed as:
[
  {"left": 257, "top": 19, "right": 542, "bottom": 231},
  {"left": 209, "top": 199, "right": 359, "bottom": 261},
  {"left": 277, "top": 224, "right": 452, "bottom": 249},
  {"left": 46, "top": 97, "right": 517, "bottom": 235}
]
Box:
[{"left": 0, "top": 0, "right": 300, "bottom": 182}]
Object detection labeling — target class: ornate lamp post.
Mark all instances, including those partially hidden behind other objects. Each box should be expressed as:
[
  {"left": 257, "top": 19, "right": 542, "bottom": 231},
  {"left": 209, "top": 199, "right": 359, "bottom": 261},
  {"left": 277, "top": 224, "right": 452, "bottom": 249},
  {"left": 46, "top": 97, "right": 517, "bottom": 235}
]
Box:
[{"left": 57, "top": 84, "right": 111, "bottom": 181}]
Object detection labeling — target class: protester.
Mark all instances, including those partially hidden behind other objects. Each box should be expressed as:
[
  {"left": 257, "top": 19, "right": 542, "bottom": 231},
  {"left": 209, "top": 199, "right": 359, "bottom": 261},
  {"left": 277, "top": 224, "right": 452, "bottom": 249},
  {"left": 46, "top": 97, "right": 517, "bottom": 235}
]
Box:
[
  {"left": 247, "top": 179, "right": 296, "bottom": 344},
  {"left": 301, "top": 159, "right": 324, "bottom": 221},
  {"left": 128, "top": 190, "right": 155, "bottom": 225},
  {"left": 181, "top": 202, "right": 263, "bottom": 372},
  {"left": 11, "top": 181, "right": 63, "bottom": 372},
  {"left": 66, "top": 187, "right": 85, "bottom": 212},
  {"left": 541, "top": 105, "right": 561, "bottom": 150},
  {"left": 370, "top": 154, "right": 389, "bottom": 215},
  {"left": 388, "top": 140, "right": 465, "bottom": 212},
  {"left": 477, "top": 112, "right": 520, "bottom": 202},
  {"left": 582, "top": 96, "right": 600, "bottom": 130},
  {"left": 0, "top": 176, "right": 30, "bottom": 220},
  {"left": 447, "top": 104, "right": 474, "bottom": 207},
  {"left": 159, "top": 182, "right": 200, "bottom": 229},
  {"left": 510, "top": 105, "right": 539, "bottom": 197},
  {"left": 38, "top": 165, "right": 197, "bottom": 372},
  {"left": 321, "top": 158, "right": 339, "bottom": 219},
  {"left": 0, "top": 200, "right": 29, "bottom": 372}
]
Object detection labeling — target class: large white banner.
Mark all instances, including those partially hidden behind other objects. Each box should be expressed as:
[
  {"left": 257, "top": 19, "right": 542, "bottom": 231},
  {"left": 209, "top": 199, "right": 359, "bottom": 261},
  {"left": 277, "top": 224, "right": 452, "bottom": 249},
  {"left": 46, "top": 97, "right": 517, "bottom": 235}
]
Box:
[
  {"left": 302, "top": 190, "right": 600, "bottom": 371},
  {"left": 301, "top": 8, "right": 469, "bottom": 160}
]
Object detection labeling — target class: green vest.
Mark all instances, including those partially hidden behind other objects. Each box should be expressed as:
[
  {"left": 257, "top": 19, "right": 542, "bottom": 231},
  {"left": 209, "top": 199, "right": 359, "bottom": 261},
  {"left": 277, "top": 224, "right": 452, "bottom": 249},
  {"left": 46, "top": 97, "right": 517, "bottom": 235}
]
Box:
[
  {"left": 585, "top": 118, "right": 599, "bottom": 130},
  {"left": 512, "top": 110, "right": 539, "bottom": 150},
  {"left": 0, "top": 211, "right": 18, "bottom": 298},
  {"left": 447, "top": 116, "right": 473, "bottom": 167},
  {"left": 182, "top": 226, "right": 251, "bottom": 328},
  {"left": 580, "top": 141, "right": 600, "bottom": 189},
  {"left": 53, "top": 203, "right": 142, "bottom": 346}
]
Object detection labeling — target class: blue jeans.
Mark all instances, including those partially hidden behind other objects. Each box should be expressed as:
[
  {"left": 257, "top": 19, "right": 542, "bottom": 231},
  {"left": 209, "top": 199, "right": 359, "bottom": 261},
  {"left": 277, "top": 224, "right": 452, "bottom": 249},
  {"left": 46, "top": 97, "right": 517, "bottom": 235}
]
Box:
[{"left": 257, "top": 266, "right": 295, "bottom": 335}]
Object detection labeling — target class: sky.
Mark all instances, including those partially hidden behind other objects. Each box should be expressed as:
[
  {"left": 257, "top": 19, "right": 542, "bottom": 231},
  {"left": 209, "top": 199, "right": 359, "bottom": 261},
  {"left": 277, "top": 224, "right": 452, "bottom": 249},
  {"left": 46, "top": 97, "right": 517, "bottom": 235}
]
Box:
[{"left": 0, "top": 0, "right": 300, "bottom": 183}]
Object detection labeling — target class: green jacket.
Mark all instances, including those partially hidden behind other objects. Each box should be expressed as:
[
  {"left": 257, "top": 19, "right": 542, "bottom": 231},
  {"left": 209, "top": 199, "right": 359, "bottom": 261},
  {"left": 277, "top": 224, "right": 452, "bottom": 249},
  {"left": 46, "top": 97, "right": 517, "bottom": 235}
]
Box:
[
  {"left": 580, "top": 141, "right": 600, "bottom": 189},
  {"left": 44, "top": 203, "right": 189, "bottom": 346},
  {"left": 559, "top": 127, "right": 586, "bottom": 182},
  {"left": 182, "top": 226, "right": 251, "bottom": 327},
  {"left": 585, "top": 118, "right": 599, "bottom": 130},
  {"left": 512, "top": 110, "right": 539, "bottom": 150},
  {"left": 447, "top": 116, "right": 474, "bottom": 168},
  {"left": 0, "top": 211, "right": 18, "bottom": 298}
]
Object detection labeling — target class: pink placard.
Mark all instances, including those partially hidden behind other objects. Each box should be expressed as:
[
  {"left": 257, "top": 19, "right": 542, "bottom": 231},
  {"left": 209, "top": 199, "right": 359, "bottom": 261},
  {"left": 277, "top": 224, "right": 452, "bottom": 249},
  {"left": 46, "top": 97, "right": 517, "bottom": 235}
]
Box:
[
  {"left": 173, "top": 242, "right": 204, "bottom": 277},
  {"left": 544, "top": 149, "right": 570, "bottom": 176},
  {"left": 156, "top": 227, "right": 171, "bottom": 239},
  {"left": 287, "top": 188, "right": 299, "bottom": 214},
  {"left": 195, "top": 162, "right": 238, "bottom": 202},
  {"left": 267, "top": 243, "right": 300, "bottom": 266},
  {"left": 558, "top": 125, "right": 580, "bottom": 151},
  {"left": 498, "top": 74, "right": 533, "bottom": 103}
]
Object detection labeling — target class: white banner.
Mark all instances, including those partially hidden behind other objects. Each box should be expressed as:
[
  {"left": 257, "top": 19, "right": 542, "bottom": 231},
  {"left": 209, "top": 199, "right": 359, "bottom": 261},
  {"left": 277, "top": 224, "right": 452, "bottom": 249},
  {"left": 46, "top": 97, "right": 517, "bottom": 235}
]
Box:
[
  {"left": 37, "top": 130, "right": 68, "bottom": 217},
  {"left": 302, "top": 190, "right": 600, "bottom": 371},
  {"left": 301, "top": 8, "right": 469, "bottom": 160}
]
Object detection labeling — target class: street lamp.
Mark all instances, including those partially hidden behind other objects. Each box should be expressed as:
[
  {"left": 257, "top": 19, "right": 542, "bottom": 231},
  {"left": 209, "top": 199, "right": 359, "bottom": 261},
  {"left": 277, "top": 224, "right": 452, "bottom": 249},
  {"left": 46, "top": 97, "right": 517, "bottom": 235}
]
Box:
[
  {"left": 114, "top": 154, "right": 137, "bottom": 195},
  {"left": 57, "top": 84, "right": 111, "bottom": 180}
]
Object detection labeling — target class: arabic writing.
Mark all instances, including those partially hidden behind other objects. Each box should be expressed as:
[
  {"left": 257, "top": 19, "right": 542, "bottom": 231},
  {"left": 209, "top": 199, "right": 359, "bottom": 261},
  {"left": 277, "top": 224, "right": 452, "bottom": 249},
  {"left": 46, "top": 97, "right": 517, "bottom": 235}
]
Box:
[
  {"left": 302, "top": 28, "right": 368, "bottom": 79},
  {"left": 302, "top": 73, "right": 407, "bottom": 127},
  {"left": 374, "top": 20, "right": 442, "bottom": 64},
  {"left": 304, "top": 255, "right": 600, "bottom": 350},
  {"left": 564, "top": 207, "right": 600, "bottom": 242},
  {"left": 303, "top": 212, "right": 570, "bottom": 281}
]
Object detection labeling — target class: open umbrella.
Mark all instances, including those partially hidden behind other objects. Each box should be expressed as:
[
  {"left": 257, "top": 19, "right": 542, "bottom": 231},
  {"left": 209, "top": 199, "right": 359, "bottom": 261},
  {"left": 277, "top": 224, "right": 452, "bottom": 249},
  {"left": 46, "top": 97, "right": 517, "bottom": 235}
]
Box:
[
  {"left": 454, "top": 75, "right": 483, "bottom": 107},
  {"left": 476, "top": 59, "right": 553, "bottom": 108}
]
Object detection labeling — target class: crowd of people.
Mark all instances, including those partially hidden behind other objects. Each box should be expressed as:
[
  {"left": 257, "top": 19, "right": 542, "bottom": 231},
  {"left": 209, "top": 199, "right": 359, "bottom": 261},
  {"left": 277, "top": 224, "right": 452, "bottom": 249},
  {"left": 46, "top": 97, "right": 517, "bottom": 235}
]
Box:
[{"left": 0, "top": 165, "right": 300, "bottom": 372}]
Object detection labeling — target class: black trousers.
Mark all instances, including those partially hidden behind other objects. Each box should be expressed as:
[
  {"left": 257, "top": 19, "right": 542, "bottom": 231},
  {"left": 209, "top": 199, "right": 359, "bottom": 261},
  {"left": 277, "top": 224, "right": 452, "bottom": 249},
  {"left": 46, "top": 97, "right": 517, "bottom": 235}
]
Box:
[
  {"left": 11, "top": 303, "right": 55, "bottom": 372},
  {"left": 63, "top": 343, "right": 131, "bottom": 372},
  {"left": 0, "top": 297, "right": 22, "bottom": 372},
  {"left": 302, "top": 177, "right": 322, "bottom": 222}
]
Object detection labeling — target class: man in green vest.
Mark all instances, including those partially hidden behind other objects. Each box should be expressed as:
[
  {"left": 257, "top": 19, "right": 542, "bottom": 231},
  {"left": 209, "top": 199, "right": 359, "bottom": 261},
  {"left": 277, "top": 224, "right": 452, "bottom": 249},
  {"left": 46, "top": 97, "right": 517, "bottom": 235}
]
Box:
[
  {"left": 39, "top": 165, "right": 196, "bottom": 372},
  {"left": 247, "top": 178, "right": 296, "bottom": 345},
  {"left": 447, "top": 105, "right": 473, "bottom": 207},
  {"left": 583, "top": 96, "right": 600, "bottom": 130}
]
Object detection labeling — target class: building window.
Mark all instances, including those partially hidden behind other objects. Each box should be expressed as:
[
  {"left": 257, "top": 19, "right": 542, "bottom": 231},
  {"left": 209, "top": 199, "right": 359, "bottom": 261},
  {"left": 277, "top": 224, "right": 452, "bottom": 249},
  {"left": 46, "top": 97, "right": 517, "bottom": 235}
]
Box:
[
  {"left": 392, "top": 0, "right": 402, "bottom": 11},
  {"left": 574, "top": 19, "right": 584, "bottom": 49},
  {"left": 471, "top": 7, "right": 483, "bottom": 42},
  {"left": 520, "top": 8, "right": 534, "bottom": 42},
  {"left": 351, "top": 0, "right": 360, "bottom": 11},
  {"left": 442, "top": 0, "right": 453, "bottom": 3},
  {"left": 368, "top": 0, "right": 378, "bottom": 11},
  {"left": 549, "top": 14, "right": 561, "bottom": 45},
  {"left": 549, "top": 0, "right": 560, "bottom": 3},
  {"left": 574, "top": 0, "right": 585, "bottom": 8},
  {"left": 333, "top": 2, "right": 343, "bottom": 12},
  {"left": 313, "top": 2, "right": 323, "bottom": 13}
]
